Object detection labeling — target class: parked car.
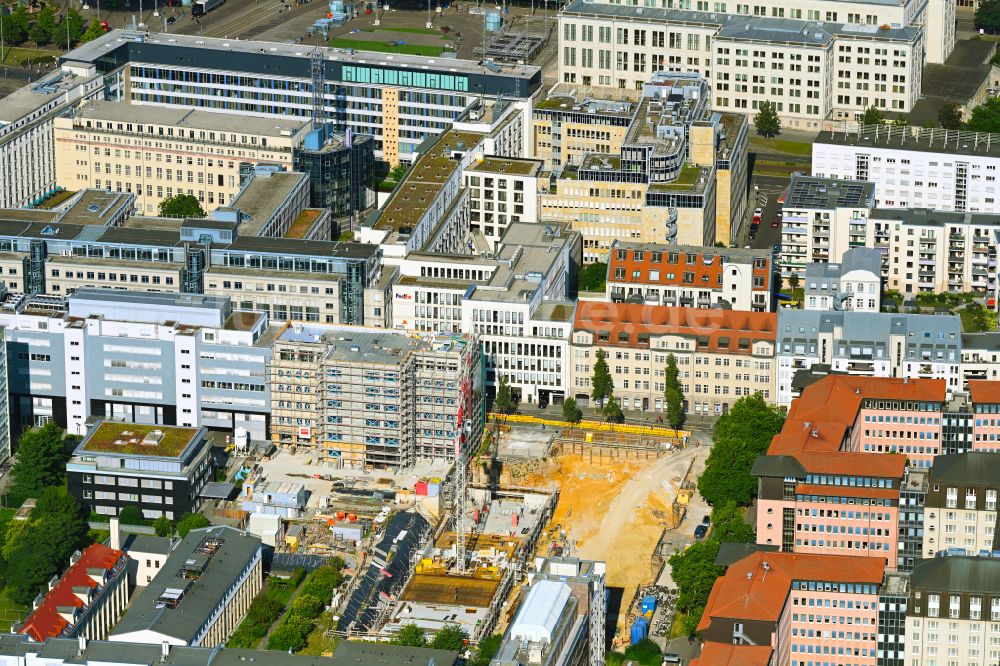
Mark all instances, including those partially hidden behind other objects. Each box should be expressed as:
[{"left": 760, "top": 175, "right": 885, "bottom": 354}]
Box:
[
  {"left": 702, "top": 515, "right": 711, "bottom": 525},
  {"left": 694, "top": 524, "right": 708, "bottom": 539}
]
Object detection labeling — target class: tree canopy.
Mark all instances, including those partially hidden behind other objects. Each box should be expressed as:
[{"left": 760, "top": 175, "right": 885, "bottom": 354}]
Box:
[
  {"left": 664, "top": 353, "right": 685, "bottom": 429},
  {"left": 80, "top": 20, "right": 106, "bottom": 44},
  {"left": 577, "top": 261, "right": 608, "bottom": 293},
  {"left": 965, "top": 97, "right": 1000, "bottom": 133},
  {"left": 429, "top": 624, "right": 467, "bottom": 651},
  {"left": 158, "top": 193, "right": 206, "bottom": 218},
  {"left": 391, "top": 623, "right": 427, "bottom": 647},
  {"left": 177, "top": 513, "right": 211, "bottom": 537},
  {"left": 938, "top": 102, "right": 963, "bottom": 131},
  {"left": 493, "top": 374, "right": 516, "bottom": 415},
  {"left": 9, "top": 423, "right": 69, "bottom": 504},
  {"left": 591, "top": 349, "right": 613, "bottom": 407},
  {"left": 562, "top": 396, "right": 582, "bottom": 424},
  {"left": 976, "top": 0, "right": 1000, "bottom": 33},
  {"left": 861, "top": 106, "right": 884, "bottom": 126},
  {"left": 603, "top": 395, "right": 624, "bottom": 423},
  {"left": 754, "top": 102, "right": 781, "bottom": 138},
  {"left": 697, "top": 393, "right": 785, "bottom": 507}
]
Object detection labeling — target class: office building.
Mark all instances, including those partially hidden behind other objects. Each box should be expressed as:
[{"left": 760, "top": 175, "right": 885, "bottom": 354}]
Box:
[
  {"left": 54, "top": 101, "right": 308, "bottom": 216},
  {"left": 0, "top": 328, "right": 10, "bottom": 463},
  {"left": 269, "top": 324, "right": 482, "bottom": 469},
  {"left": 813, "top": 124, "right": 1000, "bottom": 213},
  {"left": 697, "top": 550, "right": 884, "bottom": 665},
  {"left": 61, "top": 31, "right": 540, "bottom": 166},
  {"left": 0, "top": 192, "right": 381, "bottom": 326},
  {"left": 776, "top": 309, "right": 962, "bottom": 406},
  {"left": 802, "top": 247, "right": 882, "bottom": 312},
  {"left": 538, "top": 73, "right": 749, "bottom": 255},
  {"left": 504, "top": 557, "right": 608, "bottom": 666},
  {"left": 905, "top": 556, "right": 1000, "bottom": 666},
  {"left": 390, "top": 221, "right": 581, "bottom": 406},
  {"left": 754, "top": 376, "right": 923, "bottom": 565},
  {"left": 557, "top": 0, "right": 928, "bottom": 128},
  {"left": 0, "top": 288, "right": 272, "bottom": 437},
  {"left": 876, "top": 571, "right": 909, "bottom": 666},
  {"left": 67, "top": 421, "right": 213, "bottom": 520},
  {"left": 570, "top": 301, "right": 777, "bottom": 415},
  {"left": 293, "top": 124, "right": 376, "bottom": 221},
  {"left": 779, "top": 175, "right": 878, "bottom": 281},
  {"left": 110, "top": 526, "right": 262, "bottom": 647},
  {"left": 464, "top": 156, "right": 542, "bottom": 249},
  {"left": 0, "top": 69, "right": 103, "bottom": 209},
  {"left": 922, "top": 452, "right": 1000, "bottom": 559},
  {"left": 606, "top": 242, "right": 773, "bottom": 311},
  {"left": 16, "top": 544, "right": 129, "bottom": 642},
  {"left": 898, "top": 467, "right": 928, "bottom": 573},
  {"left": 491, "top": 559, "right": 607, "bottom": 666}
]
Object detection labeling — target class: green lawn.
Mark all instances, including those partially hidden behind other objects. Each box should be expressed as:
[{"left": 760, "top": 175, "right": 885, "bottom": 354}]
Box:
[
  {"left": 328, "top": 38, "right": 447, "bottom": 57},
  {"left": 0, "top": 586, "right": 28, "bottom": 632},
  {"left": 750, "top": 136, "right": 813, "bottom": 157},
  {"left": 0, "top": 47, "right": 60, "bottom": 67},
  {"left": 300, "top": 612, "right": 341, "bottom": 656}
]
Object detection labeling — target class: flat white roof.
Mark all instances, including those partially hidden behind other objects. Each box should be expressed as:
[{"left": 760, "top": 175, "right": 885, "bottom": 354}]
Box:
[{"left": 509, "top": 580, "right": 572, "bottom": 644}]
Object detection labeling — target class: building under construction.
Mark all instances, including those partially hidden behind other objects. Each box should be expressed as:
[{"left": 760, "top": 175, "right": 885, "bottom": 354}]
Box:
[
  {"left": 381, "top": 486, "right": 557, "bottom": 642},
  {"left": 269, "top": 325, "right": 483, "bottom": 469}
]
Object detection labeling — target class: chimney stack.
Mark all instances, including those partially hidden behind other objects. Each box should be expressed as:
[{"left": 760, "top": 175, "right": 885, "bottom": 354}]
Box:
[
  {"left": 161, "top": 641, "right": 170, "bottom": 661},
  {"left": 110, "top": 517, "right": 121, "bottom": 550}
]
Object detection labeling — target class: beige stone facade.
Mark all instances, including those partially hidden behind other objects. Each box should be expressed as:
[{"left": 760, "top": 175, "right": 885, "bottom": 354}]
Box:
[{"left": 54, "top": 101, "right": 307, "bottom": 216}]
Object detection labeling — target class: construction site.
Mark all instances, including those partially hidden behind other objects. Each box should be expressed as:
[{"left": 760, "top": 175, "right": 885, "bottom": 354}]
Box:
[{"left": 488, "top": 424, "right": 708, "bottom": 642}]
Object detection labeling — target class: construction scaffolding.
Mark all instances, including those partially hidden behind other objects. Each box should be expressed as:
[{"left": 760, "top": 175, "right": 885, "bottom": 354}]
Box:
[{"left": 554, "top": 428, "right": 677, "bottom": 461}]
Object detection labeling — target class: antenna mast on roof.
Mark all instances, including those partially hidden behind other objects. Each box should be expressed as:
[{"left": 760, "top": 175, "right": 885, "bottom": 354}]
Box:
[{"left": 310, "top": 47, "right": 325, "bottom": 131}]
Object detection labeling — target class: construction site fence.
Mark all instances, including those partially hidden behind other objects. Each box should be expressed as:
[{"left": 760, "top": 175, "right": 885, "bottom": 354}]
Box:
[{"left": 489, "top": 413, "right": 690, "bottom": 440}]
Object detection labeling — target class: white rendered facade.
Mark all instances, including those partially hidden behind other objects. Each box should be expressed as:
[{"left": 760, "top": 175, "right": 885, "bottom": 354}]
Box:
[
  {"left": 557, "top": 0, "right": 924, "bottom": 128},
  {"left": 813, "top": 125, "right": 1000, "bottom": 213}
]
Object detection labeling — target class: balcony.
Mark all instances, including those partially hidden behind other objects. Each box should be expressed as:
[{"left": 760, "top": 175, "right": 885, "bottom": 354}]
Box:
[{"left": 847, "top": 361, "right": 876, "bottom": 372}]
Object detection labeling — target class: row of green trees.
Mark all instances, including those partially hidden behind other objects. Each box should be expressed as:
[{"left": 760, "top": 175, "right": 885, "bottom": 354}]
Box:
[
  {"left": 755, "top": 99, "right": 965, "bottom": 140},
  {"left": 495, "top": 349, "right": 687, "bottom": 428},
  {"left": 666, "top": 394, "right": 785, "bottom": 636},
  {"left": 266, "top": 561, "right": 345, "bottom": 652},
  {"left": 391, "top": 623, "right": 467, "bottom": 651},
  {"left": 0, "top": 6, "right": 106, "bottom": 52}
]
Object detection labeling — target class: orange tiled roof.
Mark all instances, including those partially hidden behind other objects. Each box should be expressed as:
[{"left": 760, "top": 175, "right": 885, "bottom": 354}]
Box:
[
  {"left": 690, "top": 643, "right": 773, "bottom": 666},
  {"left": 18, "top": 543, "right": 126, "bottom": 642},
  {"left": 769, "top": 376, "right": 945, "bottom": 477},
  {"left": 968, "top": 380, "right": 1000, "bottom": 405},
  {"left": 573, "top": 301, "right": 776, "bottom": 352},
  {"left": 697, "top": 551, "right": 885, "bottom": 633}
]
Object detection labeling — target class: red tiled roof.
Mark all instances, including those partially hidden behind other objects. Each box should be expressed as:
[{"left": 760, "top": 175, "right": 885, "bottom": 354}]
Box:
[
  {"left": 690, "top": 643, "right": 773, "bottom": 666},
  {"left": 18, "top": 543, "right": 126, "bottom": 642},
  {"left": 697, "top": 551, "right": 885, "bottom": 633},
  {"left": 969, "top": 380, "right": 1000, "bottom": 405},
  {"left": 769, "top": 376, "right": 945, "bottom": 478},
  {"left": 573, "top": 301, "right": 776, "bottom": 352}
]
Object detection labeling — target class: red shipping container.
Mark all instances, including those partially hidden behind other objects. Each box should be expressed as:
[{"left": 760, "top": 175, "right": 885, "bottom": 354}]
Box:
[{"left": 415, "top": 480, "right": 429, "bottom": 496}]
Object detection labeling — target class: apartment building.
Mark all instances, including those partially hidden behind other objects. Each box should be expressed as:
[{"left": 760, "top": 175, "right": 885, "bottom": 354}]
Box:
[
  {"left": 60, "top": 31, "right": 539, "bottom": 166},
  {"left": 557, "top": 0, "right": 925, "bottom": 128},
  {"left": 269, "top": 324, "right": 483, "bottom": 469},
  {"left": 813, "top": 125, "right": 1000, "bottom": 213},
  {"left": 607, "top": 241, "right": 773, "bottom": 311},
  {"left": 0, "top": 328, "right": 10, "bottom": 463},
  {"left": 0, "top": 289, "right": 271, "bottom": 437},
  {"left": 391, "top": 222, "right": 581, "bottom": 406},
  {"left": 0, "top": 69, "right": 103, "bottom": 209},
  {"left": 802, "top": 247, "right": 882, "bottom": 312},
  {"left": 110, "top": 526, "right": 262, "bottom": 647},
  {"left": 923, "top": 453, "right": 1000, "bottom": 559},
  {"left": 697, "top": 550, "right": 885, "bottom": 666},
  {"left": 539, "top": 73, "right": 749, "bottom": 255},
  {"left": 54, "top": 101, "right": 308, "bottom": 216},
  {"left": 16, "top": 544, "right": 129, "bottom": 642},
  {"left": 776, "top": 309, "right": 962, "bottom": 406},
  {"left": 779, "top": 175, "right": 877, "bottom": 281},
  {"left": 754, "top": 376, "right": 932, "bottom": 566},
  {"left": 492, "top": 557, "right": 607, "bottom": 666},
  {"left": 571, "top": 301, "right": 777, "bottom": 415},
  {"left": 464, "top": 156, "right": 542, "bottom": 249},
  {"left": 868, "top": 208, "right": 999, "bottom": 297},
  {"left": 67, "top": 421, "right": 213, "bottom": 520},
  {"left": 905, "top": 556, "right": 1000, "bottom": 666}
]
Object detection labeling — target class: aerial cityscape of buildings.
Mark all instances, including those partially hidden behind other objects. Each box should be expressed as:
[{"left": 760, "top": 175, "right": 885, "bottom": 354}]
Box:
[{"left": 0, "top": 0, "right": 1000, "bottom": 663}]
